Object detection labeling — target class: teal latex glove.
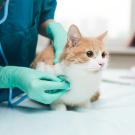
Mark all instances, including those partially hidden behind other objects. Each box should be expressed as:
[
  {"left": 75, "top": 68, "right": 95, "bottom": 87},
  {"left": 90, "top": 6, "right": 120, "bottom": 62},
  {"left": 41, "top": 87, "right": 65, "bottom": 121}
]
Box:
[
  {"left": 0, "top": 66, "right": 70, "bottom": 104},
  {"left": 46, "top": 22, "right": 67, "bottom": 64}
]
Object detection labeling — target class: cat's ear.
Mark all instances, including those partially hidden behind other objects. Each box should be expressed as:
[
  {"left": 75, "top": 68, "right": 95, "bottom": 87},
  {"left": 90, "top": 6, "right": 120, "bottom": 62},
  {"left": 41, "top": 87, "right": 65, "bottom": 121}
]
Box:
[
  {"left": 97, "top": 31, "right": 108, "bottom": 41},
  {"left": 67, "top": 24, "right": 82, "bottom": 47}
]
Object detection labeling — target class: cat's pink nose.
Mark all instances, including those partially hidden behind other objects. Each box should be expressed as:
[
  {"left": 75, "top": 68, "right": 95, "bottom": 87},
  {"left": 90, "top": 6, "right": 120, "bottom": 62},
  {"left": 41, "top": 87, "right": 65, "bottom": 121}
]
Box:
[{"left": 99, "top": 63, "right": 104, "bottom": 67}]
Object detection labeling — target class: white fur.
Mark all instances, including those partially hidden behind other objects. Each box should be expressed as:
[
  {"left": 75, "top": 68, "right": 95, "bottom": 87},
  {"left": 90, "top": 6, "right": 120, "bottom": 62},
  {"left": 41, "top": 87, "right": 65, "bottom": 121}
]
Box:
[
  {"left": 36, "top": 52, "right": 108, "bottom": 111},
  {"left": 58, "top": 62, "right": 101, "bottom": 105}
]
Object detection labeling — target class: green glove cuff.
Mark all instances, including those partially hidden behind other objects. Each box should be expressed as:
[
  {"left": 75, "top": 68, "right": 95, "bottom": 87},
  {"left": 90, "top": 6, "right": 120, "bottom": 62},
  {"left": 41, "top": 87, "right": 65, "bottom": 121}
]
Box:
[
  {"left": 0, "top": 66, "right": 15, "bottom": 88},
  {"left": 45, "top": 22, "right": 67, "bottom": 41},
  {"left": 45, "top": 22, "right": 67, "bottom": 64}
]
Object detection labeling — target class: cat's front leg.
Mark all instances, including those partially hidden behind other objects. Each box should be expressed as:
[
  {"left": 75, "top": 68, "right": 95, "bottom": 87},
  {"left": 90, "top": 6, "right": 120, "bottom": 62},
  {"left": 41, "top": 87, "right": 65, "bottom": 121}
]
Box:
[{"left": 51, "top": 102, "right": 67, "bottom": 111}]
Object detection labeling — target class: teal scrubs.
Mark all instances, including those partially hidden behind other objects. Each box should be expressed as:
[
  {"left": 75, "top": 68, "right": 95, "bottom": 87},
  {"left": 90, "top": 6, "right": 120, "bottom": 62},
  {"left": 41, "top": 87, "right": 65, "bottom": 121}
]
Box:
[{"left": 0, "top": 0, "right": 57, "bottom": 102}]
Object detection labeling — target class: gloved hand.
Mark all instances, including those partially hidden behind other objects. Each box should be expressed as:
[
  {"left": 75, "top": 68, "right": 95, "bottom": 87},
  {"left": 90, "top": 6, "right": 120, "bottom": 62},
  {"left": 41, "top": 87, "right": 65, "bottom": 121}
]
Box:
[
  {"left": 0, "top": 66, "right": 70, "bottom": 104},
  {"left": 46, "top": 22, "right": 67, "bottom": 64}
]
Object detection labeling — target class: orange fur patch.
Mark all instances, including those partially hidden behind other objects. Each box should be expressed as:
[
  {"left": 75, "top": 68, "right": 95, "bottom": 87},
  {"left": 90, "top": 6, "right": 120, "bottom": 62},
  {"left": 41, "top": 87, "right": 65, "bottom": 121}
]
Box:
[
  {"left": 90, "top": 91, "right": 100, "bottom": 102},
  {"left": 60, "top": 37, "right": 108, "bottom": 65},
  {"left": 32, "top": 25, "right": 108, "bottom": 67},
  {"left": 31, "top": 45, "right": 54, "bottom": 68}
]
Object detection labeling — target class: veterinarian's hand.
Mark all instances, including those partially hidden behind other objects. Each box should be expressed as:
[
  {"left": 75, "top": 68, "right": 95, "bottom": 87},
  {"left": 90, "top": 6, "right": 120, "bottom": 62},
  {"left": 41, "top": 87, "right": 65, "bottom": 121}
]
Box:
[
  {"left": 46, "top": 22, "right": 67, "bottom": 64},
  {"left": 0, "top": 66, "right": 70, "bottom": 104}
]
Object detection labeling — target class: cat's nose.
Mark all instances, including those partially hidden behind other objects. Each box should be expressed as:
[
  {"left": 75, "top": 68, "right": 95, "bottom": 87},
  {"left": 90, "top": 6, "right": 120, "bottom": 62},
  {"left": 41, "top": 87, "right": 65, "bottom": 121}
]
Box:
[{"left": 98, "top": 63, "right": 104, "bottom": 67}]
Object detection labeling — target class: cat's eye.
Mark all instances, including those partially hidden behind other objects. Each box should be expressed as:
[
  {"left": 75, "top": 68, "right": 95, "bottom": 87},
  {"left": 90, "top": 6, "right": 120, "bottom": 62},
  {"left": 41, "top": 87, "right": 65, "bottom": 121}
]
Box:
[
  {"left": 86, "top": 51, "right": 94, "bottom": 57},
  {"left": 102, "top": 52, "right": 106, "bottom": 58}
]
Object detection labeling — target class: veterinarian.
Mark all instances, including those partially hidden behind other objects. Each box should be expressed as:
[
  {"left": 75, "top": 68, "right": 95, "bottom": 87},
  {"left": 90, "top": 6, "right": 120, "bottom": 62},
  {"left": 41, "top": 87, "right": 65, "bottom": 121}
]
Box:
[{"left": 0, "top": 0, "right": 69, "bottom": 105}]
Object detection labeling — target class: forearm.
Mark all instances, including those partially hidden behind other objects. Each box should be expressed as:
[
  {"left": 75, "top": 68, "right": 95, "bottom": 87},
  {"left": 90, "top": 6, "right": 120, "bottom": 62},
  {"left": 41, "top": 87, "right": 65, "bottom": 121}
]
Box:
[{"left": 39, "top": 19, "right": 55, "bottom": 37}]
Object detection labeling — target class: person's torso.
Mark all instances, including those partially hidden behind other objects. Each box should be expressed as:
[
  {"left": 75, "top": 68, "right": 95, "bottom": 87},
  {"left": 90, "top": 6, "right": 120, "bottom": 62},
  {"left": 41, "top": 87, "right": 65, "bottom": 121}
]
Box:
[{"left": 0, "top": 0, "right": 43, "bottom": 67}]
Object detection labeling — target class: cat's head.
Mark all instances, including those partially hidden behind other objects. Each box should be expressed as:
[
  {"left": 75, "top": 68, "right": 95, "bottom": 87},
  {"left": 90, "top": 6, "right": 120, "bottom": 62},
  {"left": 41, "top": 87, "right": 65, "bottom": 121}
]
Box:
[{"left": 60, "top": 25, "right": 109, "bottom": 72}]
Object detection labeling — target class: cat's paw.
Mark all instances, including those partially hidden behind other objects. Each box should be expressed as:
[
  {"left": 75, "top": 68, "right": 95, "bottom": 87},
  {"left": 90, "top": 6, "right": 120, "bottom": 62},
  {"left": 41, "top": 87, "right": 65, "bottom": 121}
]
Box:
[{"left": 51, "top": 103, "right": 67, "bottom": 111}]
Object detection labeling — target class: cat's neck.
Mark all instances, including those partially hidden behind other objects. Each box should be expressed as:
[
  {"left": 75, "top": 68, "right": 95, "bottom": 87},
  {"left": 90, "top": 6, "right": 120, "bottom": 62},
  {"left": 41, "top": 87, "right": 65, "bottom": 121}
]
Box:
[{"left": 58, "top": 62, "right": 102, "bottom": 76}]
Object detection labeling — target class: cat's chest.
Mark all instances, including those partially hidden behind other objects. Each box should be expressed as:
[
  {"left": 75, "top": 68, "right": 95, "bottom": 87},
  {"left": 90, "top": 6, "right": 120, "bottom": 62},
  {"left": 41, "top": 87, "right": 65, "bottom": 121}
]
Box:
[
  {"left": 36, "top": 62, "right": 102, "bottom": 105},
  {"left": 60, "top": 65, "right": 101, "bottom": 104},
  {"left": 64, "top": 67, "right": 101, "bottom": 90}
]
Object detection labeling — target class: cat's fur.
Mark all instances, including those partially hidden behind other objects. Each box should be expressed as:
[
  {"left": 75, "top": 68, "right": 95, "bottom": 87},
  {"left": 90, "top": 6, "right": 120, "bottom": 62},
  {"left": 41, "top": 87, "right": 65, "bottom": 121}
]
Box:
[{"left": 32, "top": 25, "right": 109, "bottom": 111}]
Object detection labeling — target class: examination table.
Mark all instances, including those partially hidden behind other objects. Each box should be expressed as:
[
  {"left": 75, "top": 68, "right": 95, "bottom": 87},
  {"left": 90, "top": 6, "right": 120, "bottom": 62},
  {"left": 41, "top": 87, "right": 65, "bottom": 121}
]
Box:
[{"left": 0, "top": 69, "right": 135, "bottom": 135}]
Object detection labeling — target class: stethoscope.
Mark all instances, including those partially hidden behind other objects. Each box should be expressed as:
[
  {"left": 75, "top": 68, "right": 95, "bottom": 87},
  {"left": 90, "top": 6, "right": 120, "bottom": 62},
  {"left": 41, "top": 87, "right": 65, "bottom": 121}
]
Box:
[{"left": 0, "top": 0, "right": 28, "bottom": 107}]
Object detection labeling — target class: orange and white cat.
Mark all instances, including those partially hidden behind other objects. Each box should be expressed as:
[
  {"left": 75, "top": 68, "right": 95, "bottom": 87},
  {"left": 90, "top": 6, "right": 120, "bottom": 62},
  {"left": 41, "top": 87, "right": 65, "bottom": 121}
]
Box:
[{"left": 32, "top": 25, "right": 109, "bottom": 111}]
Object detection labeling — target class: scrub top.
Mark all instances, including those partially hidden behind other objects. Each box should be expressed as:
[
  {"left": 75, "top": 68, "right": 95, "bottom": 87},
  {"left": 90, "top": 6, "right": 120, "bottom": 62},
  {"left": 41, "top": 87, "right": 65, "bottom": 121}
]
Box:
[{"left": 0, "top": 0, "right": 57, "bottom": 102}]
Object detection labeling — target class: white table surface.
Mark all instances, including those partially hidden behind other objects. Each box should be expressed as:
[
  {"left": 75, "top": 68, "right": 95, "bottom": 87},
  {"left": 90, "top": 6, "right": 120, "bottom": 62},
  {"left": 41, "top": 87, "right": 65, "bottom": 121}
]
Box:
[{"left": 0, "top": 69, "right": 135, "bottom": 135}]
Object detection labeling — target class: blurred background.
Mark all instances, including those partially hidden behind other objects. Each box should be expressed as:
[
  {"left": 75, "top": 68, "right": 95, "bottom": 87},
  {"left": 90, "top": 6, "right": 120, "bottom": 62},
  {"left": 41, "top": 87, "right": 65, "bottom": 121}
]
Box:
[{"left": 38, "top": 0, "right": 135, "bottom": 69}]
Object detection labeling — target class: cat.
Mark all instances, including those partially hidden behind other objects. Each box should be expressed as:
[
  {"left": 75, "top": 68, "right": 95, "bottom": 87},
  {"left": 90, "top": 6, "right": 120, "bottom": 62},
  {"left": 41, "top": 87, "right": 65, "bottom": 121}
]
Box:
[{"left": 31, "top": 24, "right": 109, "bottom": 111}]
